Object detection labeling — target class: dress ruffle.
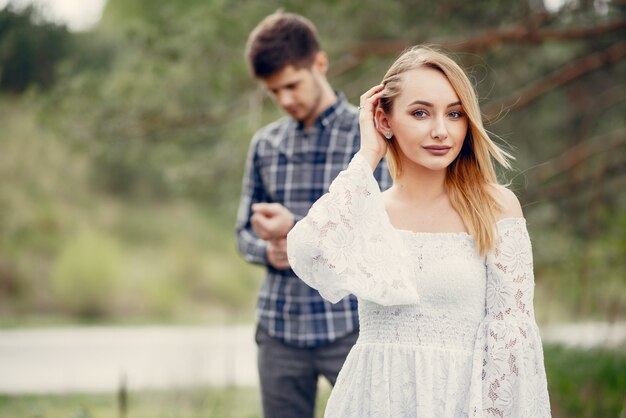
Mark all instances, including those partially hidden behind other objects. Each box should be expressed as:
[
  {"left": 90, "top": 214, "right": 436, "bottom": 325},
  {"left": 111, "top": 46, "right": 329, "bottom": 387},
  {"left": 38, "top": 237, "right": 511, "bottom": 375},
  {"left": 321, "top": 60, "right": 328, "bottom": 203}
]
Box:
[
  {"left": 469, "top": 319, "right": 550, "bottom": 417},
  {"left": 287, "top": 153, "right": 418, "bottom": 305}
]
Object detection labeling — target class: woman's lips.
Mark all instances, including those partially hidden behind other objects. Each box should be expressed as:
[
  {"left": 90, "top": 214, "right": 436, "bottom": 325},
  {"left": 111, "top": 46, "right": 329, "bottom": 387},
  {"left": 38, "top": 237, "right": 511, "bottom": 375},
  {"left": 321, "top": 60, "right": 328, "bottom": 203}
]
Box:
[{"left": 423, "top": 146, "right": 451, "bottom": 156}]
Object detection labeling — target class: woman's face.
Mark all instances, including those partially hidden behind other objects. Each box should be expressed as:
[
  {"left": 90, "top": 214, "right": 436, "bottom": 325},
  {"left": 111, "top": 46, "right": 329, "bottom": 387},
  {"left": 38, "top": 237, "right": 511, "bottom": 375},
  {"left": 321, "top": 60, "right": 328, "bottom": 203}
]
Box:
[{"left": 381, "top": 67, "right": 469, "bottom": 173}]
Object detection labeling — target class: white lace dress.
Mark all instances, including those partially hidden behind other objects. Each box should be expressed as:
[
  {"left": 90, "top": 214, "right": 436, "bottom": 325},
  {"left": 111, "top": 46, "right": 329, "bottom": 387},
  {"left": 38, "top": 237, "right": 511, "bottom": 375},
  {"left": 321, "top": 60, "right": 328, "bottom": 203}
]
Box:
[{"left": 287, "top": 154, "right": 551, "bottom": 417}]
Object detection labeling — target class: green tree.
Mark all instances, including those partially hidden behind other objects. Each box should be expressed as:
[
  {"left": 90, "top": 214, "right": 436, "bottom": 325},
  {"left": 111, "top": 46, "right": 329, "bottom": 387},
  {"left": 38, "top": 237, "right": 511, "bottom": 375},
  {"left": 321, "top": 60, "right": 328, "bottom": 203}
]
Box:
[
  {"left": 1, "top": 0, "right": 624, "bottom": 324},
  {"left": 0, "top": 5, "right": 71, "bottom": 92}
]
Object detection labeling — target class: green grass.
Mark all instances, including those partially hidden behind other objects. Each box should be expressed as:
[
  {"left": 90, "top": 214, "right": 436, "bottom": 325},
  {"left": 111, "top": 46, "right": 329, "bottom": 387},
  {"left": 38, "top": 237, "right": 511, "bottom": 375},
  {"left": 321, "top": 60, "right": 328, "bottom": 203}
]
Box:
[
  {"left": 0, "top": 387, "right": 259, "bottom": 418},
  {"left": 0, "top": 345, "right": 623, "bottom": 418},
  {"left": 544, "top": 344, "right": 626, "bottom": 418},
  {"left": 0, "top": 385, "right": 332, "bottom": 418}
]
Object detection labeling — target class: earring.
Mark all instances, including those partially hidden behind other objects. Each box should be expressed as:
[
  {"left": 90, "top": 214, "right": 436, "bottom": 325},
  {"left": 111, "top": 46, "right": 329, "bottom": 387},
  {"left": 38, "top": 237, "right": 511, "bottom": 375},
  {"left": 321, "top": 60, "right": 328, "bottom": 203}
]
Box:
[{"left": 385, "top": 131, "right": 393, "bottom": 140}]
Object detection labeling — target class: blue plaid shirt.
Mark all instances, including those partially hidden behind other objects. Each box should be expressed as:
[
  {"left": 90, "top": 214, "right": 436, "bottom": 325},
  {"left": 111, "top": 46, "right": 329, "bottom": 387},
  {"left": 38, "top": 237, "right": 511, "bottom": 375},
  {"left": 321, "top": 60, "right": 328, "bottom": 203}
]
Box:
[{"left": 236, "top": 93, "right": 392, "bottom": 347}]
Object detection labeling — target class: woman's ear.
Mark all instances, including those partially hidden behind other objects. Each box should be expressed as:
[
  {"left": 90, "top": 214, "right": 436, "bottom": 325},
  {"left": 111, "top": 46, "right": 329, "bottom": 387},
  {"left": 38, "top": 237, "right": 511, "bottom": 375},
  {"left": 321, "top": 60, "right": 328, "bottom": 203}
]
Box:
[{"left": 375, "top": 107, "right": 392, "bottom": 139}]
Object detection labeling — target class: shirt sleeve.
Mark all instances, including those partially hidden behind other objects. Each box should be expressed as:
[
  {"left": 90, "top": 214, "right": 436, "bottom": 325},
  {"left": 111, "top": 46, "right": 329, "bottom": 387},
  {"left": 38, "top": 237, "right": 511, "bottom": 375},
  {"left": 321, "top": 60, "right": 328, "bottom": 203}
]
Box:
[
  {"left": 235, "top": 136, "right": 269, "bottom": 266},
  {"left": 286, "top": 153, "right": 419, "bottom": 305},
  {"left": 469, "top": 218, "right": 551, "bottom": 417},
  {"left": 373, "top": 158, "right": 393, "bottom": 192}
]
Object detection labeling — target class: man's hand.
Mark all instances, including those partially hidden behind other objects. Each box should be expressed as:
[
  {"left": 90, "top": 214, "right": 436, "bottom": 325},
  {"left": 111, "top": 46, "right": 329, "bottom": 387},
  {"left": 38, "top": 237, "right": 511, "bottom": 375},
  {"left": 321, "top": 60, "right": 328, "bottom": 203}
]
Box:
[
  {"left": 251, "top": 203, "right": 295, "bottom": 241},
  {"left": 267, "top": 238, "right": 290, "bottom": 270}
]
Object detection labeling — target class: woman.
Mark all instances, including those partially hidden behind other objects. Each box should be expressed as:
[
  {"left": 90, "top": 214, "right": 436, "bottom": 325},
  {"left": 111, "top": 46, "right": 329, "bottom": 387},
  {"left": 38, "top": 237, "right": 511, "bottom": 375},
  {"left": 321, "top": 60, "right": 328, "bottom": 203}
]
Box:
[{"left": 286, "top": 46, "right": 551, "bottom": 417}]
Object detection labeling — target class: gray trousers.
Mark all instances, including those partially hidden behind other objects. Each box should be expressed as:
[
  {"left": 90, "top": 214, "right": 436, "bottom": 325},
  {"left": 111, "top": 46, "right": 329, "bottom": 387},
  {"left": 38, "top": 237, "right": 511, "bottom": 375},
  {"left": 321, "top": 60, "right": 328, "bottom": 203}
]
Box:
[{"left": 255, "top": 326, "right": 358, "bottom": 418}]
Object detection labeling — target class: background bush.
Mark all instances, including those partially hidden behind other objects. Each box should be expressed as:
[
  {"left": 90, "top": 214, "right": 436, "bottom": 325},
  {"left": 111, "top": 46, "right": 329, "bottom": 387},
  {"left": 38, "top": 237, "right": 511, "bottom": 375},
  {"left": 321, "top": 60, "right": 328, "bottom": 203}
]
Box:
[{"left": 0, "top": 0, "right": 623, "bottom": 325}]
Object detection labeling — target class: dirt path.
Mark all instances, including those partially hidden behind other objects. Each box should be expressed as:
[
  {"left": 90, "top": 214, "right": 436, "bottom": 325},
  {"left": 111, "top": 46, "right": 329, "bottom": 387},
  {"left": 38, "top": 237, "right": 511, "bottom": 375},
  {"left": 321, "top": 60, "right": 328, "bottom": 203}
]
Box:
[{"left": 0, "top": 325, "right": 257, "bottom": 394}]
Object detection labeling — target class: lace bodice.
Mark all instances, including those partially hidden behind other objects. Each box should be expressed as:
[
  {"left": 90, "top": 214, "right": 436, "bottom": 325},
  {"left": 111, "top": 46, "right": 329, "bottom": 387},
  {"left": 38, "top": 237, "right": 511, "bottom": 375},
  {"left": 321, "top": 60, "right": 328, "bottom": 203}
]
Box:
[
  {"left": 358, "top": 232, "right": 486, "bottom": 352},
  {"left": 287, "top": 153, "right": 551, "bottom": 417}
]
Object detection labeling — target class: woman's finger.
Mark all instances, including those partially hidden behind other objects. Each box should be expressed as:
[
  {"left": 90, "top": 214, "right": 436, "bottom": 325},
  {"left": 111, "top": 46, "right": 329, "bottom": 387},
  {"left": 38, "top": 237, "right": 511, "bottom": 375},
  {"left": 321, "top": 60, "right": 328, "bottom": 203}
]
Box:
[
  {"left": 359, "top": 84, "right": 384, "bottom": 106},
  {"left": 360, "top": 83, "right": 384, "bottom": 100}
]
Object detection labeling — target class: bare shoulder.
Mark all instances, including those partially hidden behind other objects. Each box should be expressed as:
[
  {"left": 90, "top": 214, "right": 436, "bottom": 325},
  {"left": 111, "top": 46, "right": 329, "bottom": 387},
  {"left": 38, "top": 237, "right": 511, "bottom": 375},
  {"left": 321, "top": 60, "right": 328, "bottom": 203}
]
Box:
[{"left": 489, "top": 184, "right": 524, "bottom": 220}]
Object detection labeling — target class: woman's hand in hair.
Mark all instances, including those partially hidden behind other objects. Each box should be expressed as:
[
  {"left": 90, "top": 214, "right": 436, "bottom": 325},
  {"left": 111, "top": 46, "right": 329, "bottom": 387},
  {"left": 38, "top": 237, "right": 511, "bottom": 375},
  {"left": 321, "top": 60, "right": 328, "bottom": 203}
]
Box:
[{"left": 357, "top": 84, "right": 387, "bottom": 170}]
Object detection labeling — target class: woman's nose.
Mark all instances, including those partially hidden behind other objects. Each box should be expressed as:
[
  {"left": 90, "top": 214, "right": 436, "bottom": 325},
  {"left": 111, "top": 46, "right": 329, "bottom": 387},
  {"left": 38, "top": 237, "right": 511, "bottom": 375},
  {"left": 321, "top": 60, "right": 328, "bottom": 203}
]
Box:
[{"left": 431, "top": 117, "right": 448, "bottom": 141}]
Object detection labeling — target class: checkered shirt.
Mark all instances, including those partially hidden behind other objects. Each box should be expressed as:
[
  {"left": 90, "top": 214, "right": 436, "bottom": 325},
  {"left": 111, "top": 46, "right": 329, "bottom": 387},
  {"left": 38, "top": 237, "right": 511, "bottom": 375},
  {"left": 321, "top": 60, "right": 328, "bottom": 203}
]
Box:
[{"left": 235, "top": 93, "right": 392, "bottom": 347}]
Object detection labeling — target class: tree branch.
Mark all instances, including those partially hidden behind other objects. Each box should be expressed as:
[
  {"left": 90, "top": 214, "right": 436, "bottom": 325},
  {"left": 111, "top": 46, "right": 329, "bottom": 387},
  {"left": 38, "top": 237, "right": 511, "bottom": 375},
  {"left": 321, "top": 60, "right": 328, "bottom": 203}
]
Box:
[
  {"left": 483, "top": 41, "right": 626, "bottom": 117},
  {"left": 449, "top": 19, "right": 626, "bottom": 51},
  {"left": 520, "top": 128, "right": 626, "bottom": 202},
  {"left": 533, "top": 128, "right": 626, "bottom": 181},
  {"left": 329, "top": 19, "right": 626, "bottom": 77},
  {"left": 521, "top": 158, "right": 625, "bottom": 203}
]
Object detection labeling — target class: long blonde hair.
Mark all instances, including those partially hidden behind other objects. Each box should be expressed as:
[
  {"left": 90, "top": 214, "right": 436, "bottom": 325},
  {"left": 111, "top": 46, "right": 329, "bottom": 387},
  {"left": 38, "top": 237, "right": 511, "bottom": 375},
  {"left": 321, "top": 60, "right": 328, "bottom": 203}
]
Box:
[{"left": 379, "top": 46, "right": 513, "bottom": 255}]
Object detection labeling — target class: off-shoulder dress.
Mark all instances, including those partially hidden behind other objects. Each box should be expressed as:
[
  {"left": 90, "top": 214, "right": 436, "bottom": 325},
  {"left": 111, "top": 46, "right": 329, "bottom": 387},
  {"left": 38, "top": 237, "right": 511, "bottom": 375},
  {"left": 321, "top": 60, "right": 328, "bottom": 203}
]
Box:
[{"left": 287, "top": 153, "right": 551, "bottom": 417}]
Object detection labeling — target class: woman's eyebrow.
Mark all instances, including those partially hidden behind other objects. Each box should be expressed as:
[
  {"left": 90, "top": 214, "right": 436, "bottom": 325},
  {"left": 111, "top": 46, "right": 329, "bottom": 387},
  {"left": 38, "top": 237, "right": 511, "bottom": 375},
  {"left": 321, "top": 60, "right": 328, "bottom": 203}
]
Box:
[
  {"left": 408, "top": 100, "right": 433, "bottom": 107},
  {"left": 407, "top": 100, "right": 461, "bottom": 108}
]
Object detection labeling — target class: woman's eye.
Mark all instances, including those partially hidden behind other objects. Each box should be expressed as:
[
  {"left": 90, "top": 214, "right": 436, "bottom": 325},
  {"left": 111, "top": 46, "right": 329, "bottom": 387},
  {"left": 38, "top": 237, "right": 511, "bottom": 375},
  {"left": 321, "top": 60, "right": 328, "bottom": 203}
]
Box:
[
  {"left": 449, "top": 111, "right": 463, "bottom": 118},
  {"left": 413, "top": 110, "right": 427, "bottom": 118}
]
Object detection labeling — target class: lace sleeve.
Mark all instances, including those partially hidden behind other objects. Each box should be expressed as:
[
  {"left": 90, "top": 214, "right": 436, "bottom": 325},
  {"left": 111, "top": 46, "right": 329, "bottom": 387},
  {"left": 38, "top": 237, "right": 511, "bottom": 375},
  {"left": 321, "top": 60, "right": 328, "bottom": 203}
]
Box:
[
  {"left": 470, "top": 218, "right": 551, "bottom": 417},
  {"left": 286, "top": 153, "right": 418, "bottom": 306}
]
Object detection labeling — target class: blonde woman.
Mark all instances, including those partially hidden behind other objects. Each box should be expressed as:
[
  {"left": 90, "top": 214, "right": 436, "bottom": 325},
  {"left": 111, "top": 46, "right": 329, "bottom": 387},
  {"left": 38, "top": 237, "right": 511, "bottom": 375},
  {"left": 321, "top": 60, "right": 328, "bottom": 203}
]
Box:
[{"left": 287, "top": 46, "right": 551, "bottom": 417}]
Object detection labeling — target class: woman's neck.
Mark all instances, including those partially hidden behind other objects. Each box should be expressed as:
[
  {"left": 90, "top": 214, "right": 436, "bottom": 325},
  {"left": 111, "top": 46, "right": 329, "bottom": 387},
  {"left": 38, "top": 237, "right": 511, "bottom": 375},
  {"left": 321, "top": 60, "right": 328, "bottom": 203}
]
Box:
[{"left": 392, "top": 163, "right": 447, "bottom": 204}]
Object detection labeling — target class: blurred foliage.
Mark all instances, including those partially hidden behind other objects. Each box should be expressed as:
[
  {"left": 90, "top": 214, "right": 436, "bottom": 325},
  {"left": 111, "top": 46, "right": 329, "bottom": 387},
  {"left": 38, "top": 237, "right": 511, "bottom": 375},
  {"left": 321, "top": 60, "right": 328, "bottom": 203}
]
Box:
[
  {"left": 51, "top": 229, "right": 122, "bottom": 317},
  {"left": 544, "top": 344, "right": 626, "bottom": 417},
  {"left": 0, "top": 0, "right": 624, "bottom": 323}
]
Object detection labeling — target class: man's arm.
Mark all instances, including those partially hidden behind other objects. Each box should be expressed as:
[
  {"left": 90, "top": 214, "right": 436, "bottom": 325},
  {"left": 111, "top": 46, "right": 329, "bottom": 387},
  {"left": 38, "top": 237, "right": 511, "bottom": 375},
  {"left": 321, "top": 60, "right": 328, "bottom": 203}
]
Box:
[
  {"left": 251, "top": 203, "right": 295, "bottom": 240},
  {"left": 235, "top": 138, "right": 270, "bottom": 266},
  {"left": 373, "top": 158, "right": 393, "bottom": 191},
  {"left": 250, "top": 203, "right": 298, "bottom": 270}
]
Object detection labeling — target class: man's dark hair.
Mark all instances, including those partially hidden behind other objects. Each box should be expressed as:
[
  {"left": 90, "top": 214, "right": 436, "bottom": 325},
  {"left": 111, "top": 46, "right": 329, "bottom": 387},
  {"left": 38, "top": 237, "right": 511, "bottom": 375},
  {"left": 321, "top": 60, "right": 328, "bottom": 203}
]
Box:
[{"left": 245, "top": 11, "right": 320, "bottom": 78}]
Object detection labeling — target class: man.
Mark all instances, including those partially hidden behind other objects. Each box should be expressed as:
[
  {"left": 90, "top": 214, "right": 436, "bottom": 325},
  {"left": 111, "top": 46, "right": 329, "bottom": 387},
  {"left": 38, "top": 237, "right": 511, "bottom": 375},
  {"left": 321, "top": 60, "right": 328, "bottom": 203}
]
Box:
[{"left": 235, "top": 11, "right": 391, "bottom": 418}]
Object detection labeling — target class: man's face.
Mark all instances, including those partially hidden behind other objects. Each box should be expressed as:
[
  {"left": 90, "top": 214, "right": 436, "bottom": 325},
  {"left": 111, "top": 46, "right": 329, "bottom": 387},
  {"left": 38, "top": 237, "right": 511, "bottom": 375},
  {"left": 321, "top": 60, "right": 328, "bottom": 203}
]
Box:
[{"left": 260, "top": 64, "right": 323, "bottom": 125}]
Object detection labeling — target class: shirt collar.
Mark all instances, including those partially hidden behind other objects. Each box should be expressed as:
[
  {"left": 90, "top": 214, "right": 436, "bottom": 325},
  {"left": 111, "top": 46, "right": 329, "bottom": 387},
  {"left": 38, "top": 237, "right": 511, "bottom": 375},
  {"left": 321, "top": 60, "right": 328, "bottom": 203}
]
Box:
[{"left": 295, "top": 91, "right": 349, "bottom": 131}]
